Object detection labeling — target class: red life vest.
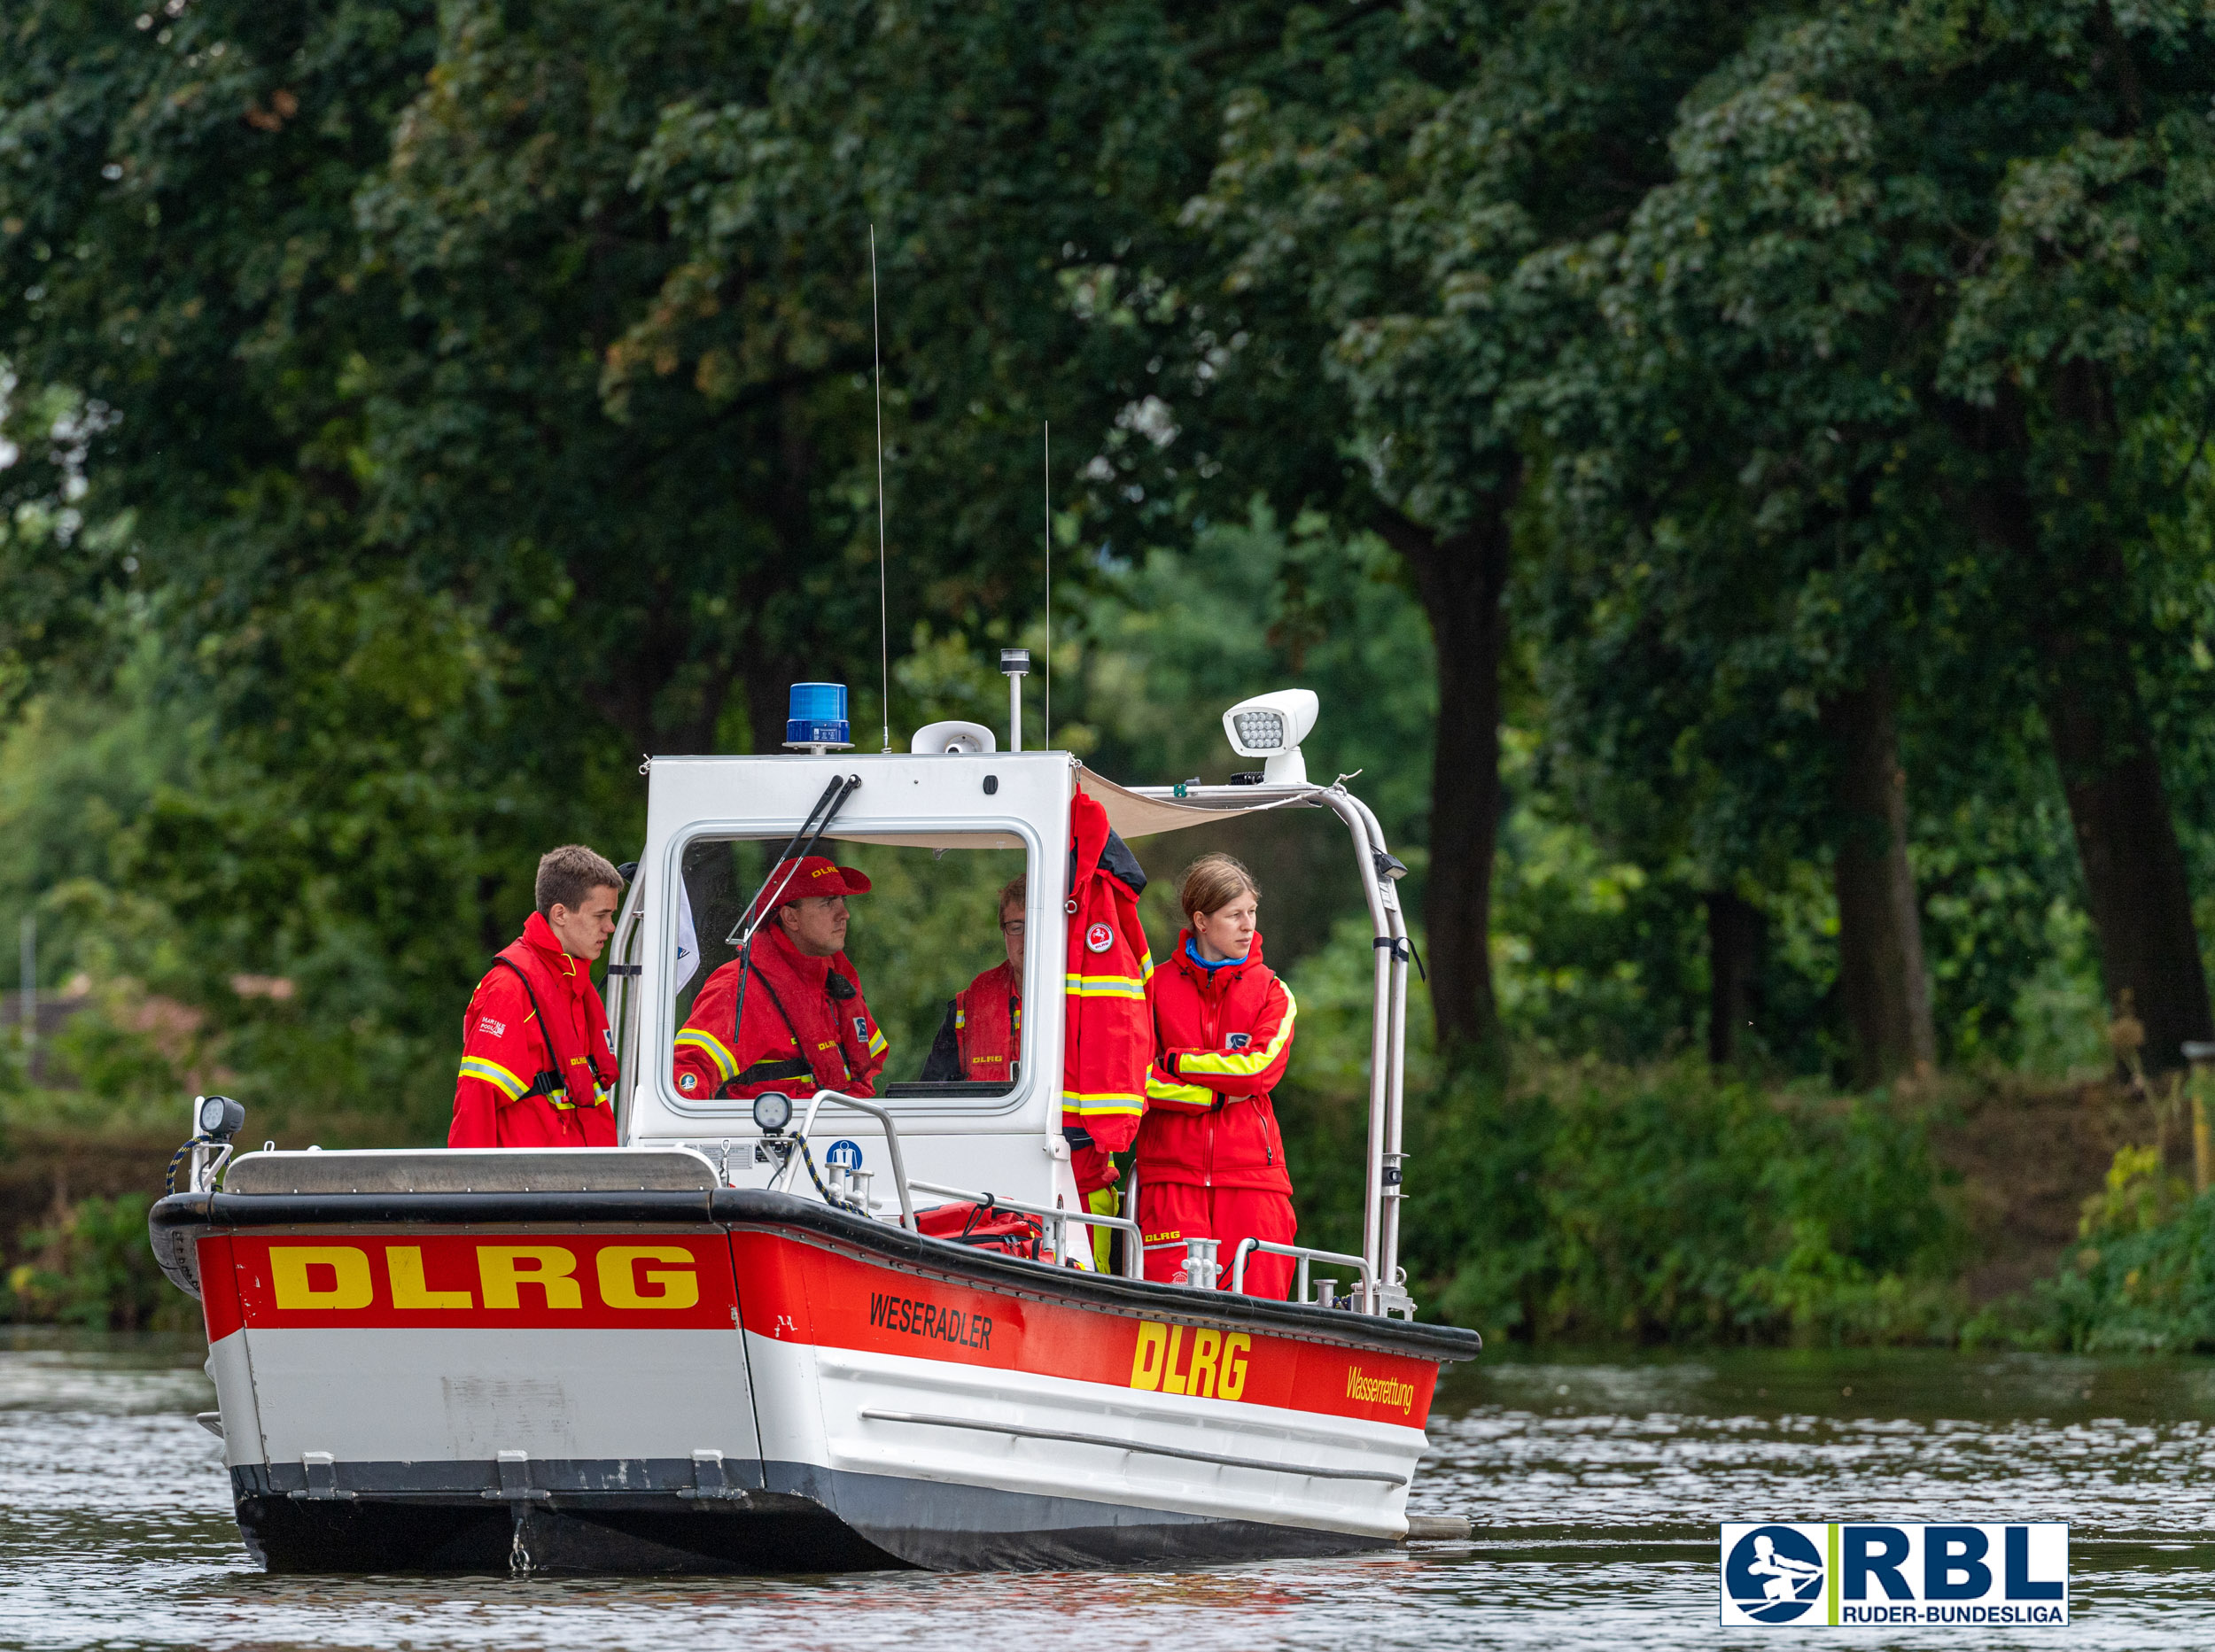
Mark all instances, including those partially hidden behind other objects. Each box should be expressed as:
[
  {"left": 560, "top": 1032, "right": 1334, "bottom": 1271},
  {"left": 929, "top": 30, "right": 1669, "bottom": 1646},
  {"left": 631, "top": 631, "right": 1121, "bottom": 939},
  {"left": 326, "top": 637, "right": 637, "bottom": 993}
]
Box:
[
  {"left": 953, "top": 959, "right": 1021, "bottom": 1082},
  {"left": 672, "top": 923, "right": 889, "bottom": 1100},
  {"left": 450, "top": 911, "right": 618, "bottom": 1149}
]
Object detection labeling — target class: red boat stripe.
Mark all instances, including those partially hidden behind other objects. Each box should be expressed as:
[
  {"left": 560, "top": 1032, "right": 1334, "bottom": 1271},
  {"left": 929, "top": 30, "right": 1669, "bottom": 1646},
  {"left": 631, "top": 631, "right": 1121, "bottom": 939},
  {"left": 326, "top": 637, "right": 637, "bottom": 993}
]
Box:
[
  {"left": 199, "top": 1226, "right": 1435, "bottom": 1425},
  {"left": 729, "top": 1229, "right": 1435, "bottom": 1425}
]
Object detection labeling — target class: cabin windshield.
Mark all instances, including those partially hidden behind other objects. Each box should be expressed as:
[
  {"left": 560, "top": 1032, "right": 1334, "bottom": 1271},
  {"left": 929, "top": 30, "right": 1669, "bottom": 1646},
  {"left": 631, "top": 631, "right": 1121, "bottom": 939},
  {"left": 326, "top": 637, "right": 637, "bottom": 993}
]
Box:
[{"left": 666, "top": 833, "right": 1032, "bottom": 1113}]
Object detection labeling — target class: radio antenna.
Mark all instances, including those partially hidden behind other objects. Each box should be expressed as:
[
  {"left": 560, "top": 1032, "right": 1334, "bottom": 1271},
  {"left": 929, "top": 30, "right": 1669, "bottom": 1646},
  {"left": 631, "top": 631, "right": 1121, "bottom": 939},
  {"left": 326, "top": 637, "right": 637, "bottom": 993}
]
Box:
[
  {"left": 871, "top": 224, "right": 890, "bottom": 753},
  {"left": 1043, "top": 420, "right": 1051, "bottom": 748}
]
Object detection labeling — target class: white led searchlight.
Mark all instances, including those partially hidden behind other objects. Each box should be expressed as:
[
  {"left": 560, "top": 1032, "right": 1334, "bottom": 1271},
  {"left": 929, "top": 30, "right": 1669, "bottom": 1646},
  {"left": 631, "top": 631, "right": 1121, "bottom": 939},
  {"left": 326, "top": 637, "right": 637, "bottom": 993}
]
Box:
[{"left": 1222, "top": 688, "right": 1318, "bottom": 786}]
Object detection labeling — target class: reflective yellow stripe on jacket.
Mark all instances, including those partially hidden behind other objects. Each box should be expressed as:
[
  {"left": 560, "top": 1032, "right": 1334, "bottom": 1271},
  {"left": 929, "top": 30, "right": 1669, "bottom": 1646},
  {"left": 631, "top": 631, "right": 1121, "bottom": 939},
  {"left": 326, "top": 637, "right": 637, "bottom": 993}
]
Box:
[
  {"left": 1061, "top": 1088, "right": 1146, "bottom": 1118},
  {"left": 1065, "top": 972, "right": 1147, "bottom": 1000},
  {"left": 458, "top": 1056, "right": 530, "bottom": 1103},
  {"left": 1175, "top": 985, "right": 1298, "bottom": 1078},
  {"left": 1143, "top": 1069, "right": 1214, "bottom": 1109},
  {"left": 674, "top": 1027, "right": 740, "bottom": 1082}
]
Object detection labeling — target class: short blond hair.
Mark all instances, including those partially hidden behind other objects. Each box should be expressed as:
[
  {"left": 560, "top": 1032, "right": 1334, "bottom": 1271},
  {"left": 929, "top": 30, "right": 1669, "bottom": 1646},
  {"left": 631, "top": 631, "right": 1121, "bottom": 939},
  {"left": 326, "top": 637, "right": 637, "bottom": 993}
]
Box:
[
  {"left": 535, "top": 844, "right": 624, "bottom": 918},
  {"left": 1177, "top": 854, "right": 1256, "bottom": 921}
]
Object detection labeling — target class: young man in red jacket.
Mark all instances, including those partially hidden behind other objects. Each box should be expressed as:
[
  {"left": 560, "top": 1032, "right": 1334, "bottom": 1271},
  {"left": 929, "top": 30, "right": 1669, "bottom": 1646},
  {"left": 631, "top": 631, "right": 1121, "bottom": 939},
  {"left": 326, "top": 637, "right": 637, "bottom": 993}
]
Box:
[
  {"left": 449, "top": 845, "right": 626, "bottom": 1149},
  {"left": 921, "top": 874, "right": 1026, "bottom": 1086},
  {"left": 672, "top": 856, "right": 890, "bottom": 1102},
  {"left": 1137, "top": 854, "right": 1300, "bottom": 1299}
]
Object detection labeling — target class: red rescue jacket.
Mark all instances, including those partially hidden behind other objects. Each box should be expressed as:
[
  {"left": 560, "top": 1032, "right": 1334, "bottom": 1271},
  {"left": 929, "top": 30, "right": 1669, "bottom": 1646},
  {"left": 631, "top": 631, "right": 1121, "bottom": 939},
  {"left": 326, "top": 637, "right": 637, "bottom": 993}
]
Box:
[
  {"left": 1061, "top": 789, "right": 1153, "bottom": 1154},
  {"left": 672, "top": 923, "right": 889, "bottom": 1101},
  {"left": 450, "top": 912, "right": 618, "bottom": 1149},
  {"left": 953, "top": 959, "right": 1020, "bottom": 1082},
  {"left": 1135, "top": 929, "right": 1295, "bottom": 1194}
]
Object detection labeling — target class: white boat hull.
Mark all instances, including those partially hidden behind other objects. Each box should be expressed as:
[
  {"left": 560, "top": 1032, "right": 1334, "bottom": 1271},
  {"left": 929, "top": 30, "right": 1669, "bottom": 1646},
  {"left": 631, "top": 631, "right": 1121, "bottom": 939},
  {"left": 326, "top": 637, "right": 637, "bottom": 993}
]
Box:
[{"left": 156, "top": 1185, "right": 1477, "bottom": 1572}]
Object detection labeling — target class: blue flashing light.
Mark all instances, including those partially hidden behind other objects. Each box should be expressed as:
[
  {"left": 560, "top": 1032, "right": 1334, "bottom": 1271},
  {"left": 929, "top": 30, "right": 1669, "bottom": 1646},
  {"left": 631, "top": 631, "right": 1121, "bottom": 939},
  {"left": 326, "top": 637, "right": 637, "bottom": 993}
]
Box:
[{"left": 785, "top": 682, "right": 851, "bottom": 748}]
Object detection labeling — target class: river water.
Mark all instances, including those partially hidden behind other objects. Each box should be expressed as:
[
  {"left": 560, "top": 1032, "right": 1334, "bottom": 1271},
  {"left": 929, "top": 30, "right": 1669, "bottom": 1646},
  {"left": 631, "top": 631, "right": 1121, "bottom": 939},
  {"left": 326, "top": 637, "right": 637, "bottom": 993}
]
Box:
[{"left": 3, "top": 1329, "right": 2210, "bottom": 1648}]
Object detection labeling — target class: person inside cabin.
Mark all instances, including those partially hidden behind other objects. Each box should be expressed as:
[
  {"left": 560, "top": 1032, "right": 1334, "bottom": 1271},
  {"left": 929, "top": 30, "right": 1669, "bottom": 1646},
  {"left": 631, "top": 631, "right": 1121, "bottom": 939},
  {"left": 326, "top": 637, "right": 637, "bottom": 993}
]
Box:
[
  {"left": 1136, "top": 854, "right": 1300, "bottom": 1299},
  {"left": 450, "top": 845, "right": 625, "bottom": 1149},
  {"left": 672, "top": 856, "right": 890, "bottom": 1102},
  {"left": 920, "top": 874, "right": 1025, "bottom": 1087}
]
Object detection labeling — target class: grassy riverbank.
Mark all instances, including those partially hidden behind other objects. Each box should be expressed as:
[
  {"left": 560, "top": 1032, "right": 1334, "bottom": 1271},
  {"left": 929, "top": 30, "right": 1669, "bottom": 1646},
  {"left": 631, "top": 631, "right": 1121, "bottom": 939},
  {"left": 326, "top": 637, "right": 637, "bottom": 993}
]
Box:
[{"left": 1278, "top": 1059, "right": 2188, "bottom": 1350}]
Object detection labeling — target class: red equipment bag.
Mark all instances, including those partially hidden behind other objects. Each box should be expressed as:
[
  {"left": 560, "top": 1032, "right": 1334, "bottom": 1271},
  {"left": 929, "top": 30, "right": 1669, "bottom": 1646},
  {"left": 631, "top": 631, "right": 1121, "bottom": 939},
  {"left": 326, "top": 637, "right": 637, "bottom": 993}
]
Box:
[{"left": 915, "top": 1198, "right": 1048, "bottom": 1260}]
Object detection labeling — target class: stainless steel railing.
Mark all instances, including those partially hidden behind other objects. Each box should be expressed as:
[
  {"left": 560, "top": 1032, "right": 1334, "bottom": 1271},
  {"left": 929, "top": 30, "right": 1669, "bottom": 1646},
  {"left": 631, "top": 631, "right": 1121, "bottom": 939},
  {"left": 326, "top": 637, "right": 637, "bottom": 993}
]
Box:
[
  {"left": 1228, "top": 1237, "right": 1376, "bottom": 1311},
  {"left": 771, "top": 1090, "right": 918, "bottom": 1230}
]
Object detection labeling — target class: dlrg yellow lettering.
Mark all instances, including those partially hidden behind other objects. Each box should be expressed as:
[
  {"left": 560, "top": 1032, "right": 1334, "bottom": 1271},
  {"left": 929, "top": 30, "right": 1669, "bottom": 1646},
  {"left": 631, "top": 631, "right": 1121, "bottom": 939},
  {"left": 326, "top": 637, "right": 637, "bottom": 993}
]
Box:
[
  {"left": 477, "top": 1245, "right": 582, "bottom": 1310},
  {"left": 1187, "top": 1329, "right": 1222, "bottom": 1399},
  {"left": 1162, "top": 1325, "right": 1189, "bottom": 1394},
  {"left": 269, "top": 1245, "right": 373, "bottom": 1310},
  {"left": 1218, "top": 1332, "right": 1250, "bottom": 1401},
  {"left": 388, "top": 1245, "right": 471, "bottom": 1309},
  {"left": 1129, "top": 1322, "right": 1168, "bottom": 1390},
  {"left": 1130, "top": 1321, "right": 1251, "bottom": 1400},
  {"left": 596, "top": 1245, "right": 699, "bottom": 1309}
]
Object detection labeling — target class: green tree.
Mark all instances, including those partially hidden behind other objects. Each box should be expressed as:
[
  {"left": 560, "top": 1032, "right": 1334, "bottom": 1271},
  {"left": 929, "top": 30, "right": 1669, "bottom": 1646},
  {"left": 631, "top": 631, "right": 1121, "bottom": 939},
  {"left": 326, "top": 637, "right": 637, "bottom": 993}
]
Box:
[
  {"left": 1183, "top": 0, "right": 1750, "bottom": 1059},
  {"left": 1940, "top": 14, "right": 2215, "bottom": 1073}
]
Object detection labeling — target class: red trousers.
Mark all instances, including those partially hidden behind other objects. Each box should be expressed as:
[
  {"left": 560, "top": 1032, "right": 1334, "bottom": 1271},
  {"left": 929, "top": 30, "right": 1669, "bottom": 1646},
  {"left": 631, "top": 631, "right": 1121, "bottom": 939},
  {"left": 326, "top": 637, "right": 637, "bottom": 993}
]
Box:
[{"left": 1138, "top": 1182, "right": 1297, "bottom": 1299}]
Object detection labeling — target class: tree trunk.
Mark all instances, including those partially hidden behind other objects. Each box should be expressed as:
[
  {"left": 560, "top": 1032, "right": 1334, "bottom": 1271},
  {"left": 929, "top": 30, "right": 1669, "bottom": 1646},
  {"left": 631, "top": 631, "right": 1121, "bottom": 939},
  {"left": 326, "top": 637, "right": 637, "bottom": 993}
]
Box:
[
  {"left": 1820, "top": 672, "right": 1936, "bottom": 1086},
  {"left": 1952, "top": 384, "right": 2215, "bottom": 1074},
  {"left": 1376, "top": 485, "right": 1517, "bottom": 1058},
  {"left": 2041, "top": 632, "right": 2213, "bottom": 1074},
  {"left": 1705, "top": 888, "right": 1765, "bottom": 1065}
]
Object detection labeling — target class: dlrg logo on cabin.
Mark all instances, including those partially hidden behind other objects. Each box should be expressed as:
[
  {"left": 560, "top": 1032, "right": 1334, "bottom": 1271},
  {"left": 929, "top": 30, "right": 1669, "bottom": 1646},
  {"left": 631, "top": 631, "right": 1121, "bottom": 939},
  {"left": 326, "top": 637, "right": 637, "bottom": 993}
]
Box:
[{"left": 1721, "top": 1523, "right": 2069, "bottom": 1628}]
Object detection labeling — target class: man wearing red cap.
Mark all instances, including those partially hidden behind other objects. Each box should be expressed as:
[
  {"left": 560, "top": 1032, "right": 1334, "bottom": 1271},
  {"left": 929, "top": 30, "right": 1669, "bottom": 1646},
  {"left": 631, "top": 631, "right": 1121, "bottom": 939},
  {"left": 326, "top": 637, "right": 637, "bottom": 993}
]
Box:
[{"left": 672, "top": 855, "right": 890, "bottom": 1102}]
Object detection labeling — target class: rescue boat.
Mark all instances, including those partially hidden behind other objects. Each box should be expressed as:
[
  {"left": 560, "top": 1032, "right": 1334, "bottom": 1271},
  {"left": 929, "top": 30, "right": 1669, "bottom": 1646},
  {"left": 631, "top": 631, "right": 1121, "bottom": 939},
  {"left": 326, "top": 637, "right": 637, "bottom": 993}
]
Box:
[{"left": 148, "top": 689, "right": 1481, "bottom": 1573}]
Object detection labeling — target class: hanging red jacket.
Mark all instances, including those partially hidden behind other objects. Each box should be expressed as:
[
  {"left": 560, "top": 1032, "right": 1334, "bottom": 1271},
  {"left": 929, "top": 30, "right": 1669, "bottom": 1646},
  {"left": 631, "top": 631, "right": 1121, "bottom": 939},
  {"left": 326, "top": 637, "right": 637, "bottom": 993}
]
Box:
[
  {"left": 449, "top": 911, "right": 618, "bottom": 1149},
  {"left": 672, "top": 923, "right": 889, "bottom": 1101},
  {"left": 1061, "top": 789, "right": 1153, "bottom": 1155},
  {"left": 1136, "top": 929, "right": 1296, "bottom": 1194},
  {"left": 953, "top": 959, "right": 1020, "bottom": 1082}
]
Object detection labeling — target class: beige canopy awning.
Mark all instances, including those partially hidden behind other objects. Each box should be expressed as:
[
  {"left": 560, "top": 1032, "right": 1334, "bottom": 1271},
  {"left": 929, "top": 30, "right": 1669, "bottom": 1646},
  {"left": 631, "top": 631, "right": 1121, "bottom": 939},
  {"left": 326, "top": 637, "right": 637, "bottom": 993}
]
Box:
[{"left": 1076, "top": 767, "right": 1324, "bottom": 840}]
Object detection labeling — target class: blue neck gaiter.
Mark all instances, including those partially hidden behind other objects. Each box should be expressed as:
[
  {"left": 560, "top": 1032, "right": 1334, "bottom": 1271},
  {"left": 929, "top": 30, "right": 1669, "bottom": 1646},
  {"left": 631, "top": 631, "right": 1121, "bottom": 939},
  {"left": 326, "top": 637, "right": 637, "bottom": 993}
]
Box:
[{"left": 1185, "top": 935, "right": 1247, "bottom": 975}]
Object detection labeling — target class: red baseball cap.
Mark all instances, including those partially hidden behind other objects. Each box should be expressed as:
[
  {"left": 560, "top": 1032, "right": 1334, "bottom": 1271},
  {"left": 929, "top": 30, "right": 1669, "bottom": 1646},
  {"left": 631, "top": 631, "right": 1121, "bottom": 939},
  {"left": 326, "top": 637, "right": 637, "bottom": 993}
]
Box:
[{"left": 750, "top": 855, "right": 873, "bottom": 924}]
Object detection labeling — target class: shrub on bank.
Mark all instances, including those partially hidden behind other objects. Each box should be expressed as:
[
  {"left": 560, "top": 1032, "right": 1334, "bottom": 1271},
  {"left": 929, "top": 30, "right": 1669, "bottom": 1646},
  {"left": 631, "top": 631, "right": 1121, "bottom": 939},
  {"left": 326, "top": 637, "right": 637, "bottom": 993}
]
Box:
[
  {"left": 4, "top": 1192, "right": 196, "bottom": 1331},
  {"left": 1283, "top": 1056, "right": 1969, "bottom": 1346},
  {"left": 1972, "top": 1146, "right": 2215, "bottom": 1353}
]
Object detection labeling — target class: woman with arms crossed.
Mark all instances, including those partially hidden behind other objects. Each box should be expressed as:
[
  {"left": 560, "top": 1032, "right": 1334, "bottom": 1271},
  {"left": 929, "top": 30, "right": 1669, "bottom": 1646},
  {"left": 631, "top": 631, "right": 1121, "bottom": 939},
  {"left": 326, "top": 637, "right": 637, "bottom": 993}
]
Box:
[{"left": 1136, "top": 854, "right": 1299, "bottom": 1299}]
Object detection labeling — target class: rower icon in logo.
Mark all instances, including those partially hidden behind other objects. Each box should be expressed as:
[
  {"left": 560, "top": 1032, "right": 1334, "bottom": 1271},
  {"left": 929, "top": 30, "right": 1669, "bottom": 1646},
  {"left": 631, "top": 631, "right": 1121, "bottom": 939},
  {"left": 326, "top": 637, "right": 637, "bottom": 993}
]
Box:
[{"left": 1725, "top": 1526, "right": 1824, "bottom": 1624}]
